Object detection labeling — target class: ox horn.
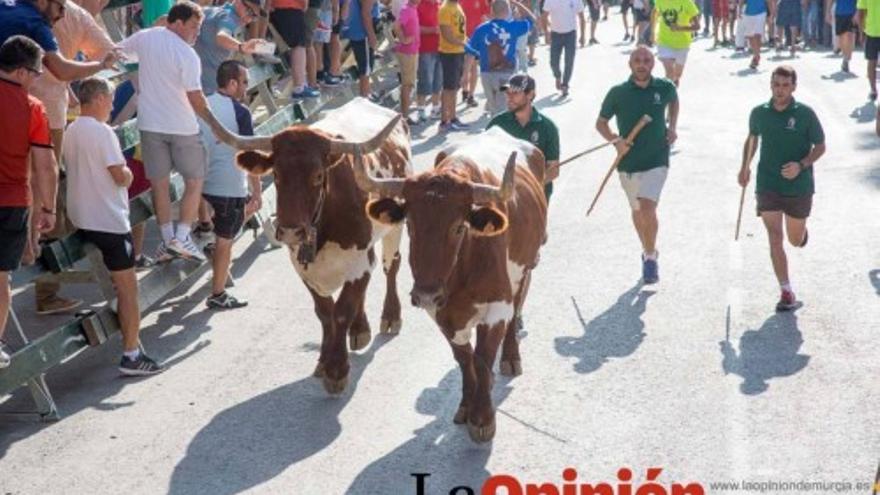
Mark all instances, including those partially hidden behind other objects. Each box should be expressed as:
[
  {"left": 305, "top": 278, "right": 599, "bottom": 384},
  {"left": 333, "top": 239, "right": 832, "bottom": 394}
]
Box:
[
  {"left": 327, "top": 114, "right": 401, "bottom": 155},
  {"left": 204, "top": 110, "right": 273, "bottom": 151},
  {"left": 351, "top": 148, "right": 406, "bottom": 198},
  {"left": 472, "top": 151, "right": 518, "bottom": 204}
]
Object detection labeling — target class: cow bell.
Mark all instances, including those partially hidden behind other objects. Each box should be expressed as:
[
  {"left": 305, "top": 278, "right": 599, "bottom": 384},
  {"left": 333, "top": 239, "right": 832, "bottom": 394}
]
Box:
[{"left": 296, "top": 225, "right": 318, "bottom": 267}]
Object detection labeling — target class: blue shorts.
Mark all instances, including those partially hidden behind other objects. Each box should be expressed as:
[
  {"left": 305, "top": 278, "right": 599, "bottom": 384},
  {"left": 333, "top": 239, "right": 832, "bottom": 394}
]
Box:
[{"left": 416, "top": 52, "right": 443, "bottom": 96}]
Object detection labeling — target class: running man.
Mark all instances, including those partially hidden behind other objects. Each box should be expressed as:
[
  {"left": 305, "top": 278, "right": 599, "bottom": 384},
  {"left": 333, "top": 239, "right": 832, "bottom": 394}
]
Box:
[
  {"left": 655, "top": 0, "right": 700, "bottom": 86},
  {"left": 826, "top": 0, "right": 856, "bottom": 73},
  {"left": 595, "top": 46, "right": 678, "bottom": 284},
  {"left": 857, "top": 0, "right": 880, "bottom": 100},
  {"left": 738, "top": 66, "right": 825, "bottom": 311},
  {"left": 739, "top": 0, "right": 770, "bottom": 69}
]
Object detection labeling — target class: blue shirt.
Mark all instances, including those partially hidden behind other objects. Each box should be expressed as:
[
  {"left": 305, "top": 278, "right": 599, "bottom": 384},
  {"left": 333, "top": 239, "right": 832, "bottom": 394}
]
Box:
[
  {"left": 744, "top": 0, "right": 766, "bottom": 16},
  {"left": 836, "top": 0, "right": 855, "bottom": 15},
  {"left": 465, "top": 18, "right": 532, "bottom": 72},
  {"left": 344, "top": 0, "right": 379, "bottom": 41},
  {"left": 194, "top": 4, "right": 242, "bottom": 94},
  {"left": 199, "top": 92, "right": 254, "bottom": 198},
  {"left": 0, "top": 0, "right": 58, "bottom": 52}
]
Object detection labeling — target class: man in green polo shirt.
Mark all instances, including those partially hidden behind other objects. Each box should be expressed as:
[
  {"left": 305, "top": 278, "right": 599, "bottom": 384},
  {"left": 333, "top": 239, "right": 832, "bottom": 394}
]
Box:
[
  {"left": 738, "top": 65, "right": 825, "bottom": 311},
  {"left": 487, "top": 74, "right": 560, "bottom": 202},
  {"left": 595, "top": 46, "right": 678, "bottom": 285},
  {"left": 486, "top": 73, "right": 558, "bottom": 332},
  {"left": 857, "top": 0, "right": 880, "bottom": 101}
]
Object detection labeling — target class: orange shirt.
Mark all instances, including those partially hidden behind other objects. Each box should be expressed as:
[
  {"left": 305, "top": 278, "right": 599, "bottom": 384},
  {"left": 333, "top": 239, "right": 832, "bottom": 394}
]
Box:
[
  {"left": 0, "top": 78, "right": 52, "bottom": 208},
  {"left": 271, "top": 0, "right": 306, "bottom": 10}
]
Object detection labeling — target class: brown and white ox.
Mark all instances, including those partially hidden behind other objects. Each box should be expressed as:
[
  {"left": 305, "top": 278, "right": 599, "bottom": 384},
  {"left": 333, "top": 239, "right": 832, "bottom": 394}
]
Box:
[
  {"left": 352, "top": 127, "right": 548, "bottom": 442},
  {"left": 205, "top": 98, "right": 412, "bottom": 394}
]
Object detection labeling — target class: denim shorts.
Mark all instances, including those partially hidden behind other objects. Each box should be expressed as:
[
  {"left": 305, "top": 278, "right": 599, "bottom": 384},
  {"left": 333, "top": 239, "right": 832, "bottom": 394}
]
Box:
[{"left": 416, "top": 52, "right": 443, "bottom": 96}]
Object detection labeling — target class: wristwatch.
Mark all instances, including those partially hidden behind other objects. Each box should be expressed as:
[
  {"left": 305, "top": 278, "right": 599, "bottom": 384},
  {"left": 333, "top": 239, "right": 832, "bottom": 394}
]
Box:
[{"left": 798, "top": 160, "right": 808, "bottom": 171}]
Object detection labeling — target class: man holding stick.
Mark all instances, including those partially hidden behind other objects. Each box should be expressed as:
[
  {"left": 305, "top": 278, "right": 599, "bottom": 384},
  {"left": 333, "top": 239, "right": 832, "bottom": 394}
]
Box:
[
  {"left": 737, "top": 65, "right": 825, "bottom": 311},
  {"left": 595, "top": 46, "right": 678, "bottom": 284}
]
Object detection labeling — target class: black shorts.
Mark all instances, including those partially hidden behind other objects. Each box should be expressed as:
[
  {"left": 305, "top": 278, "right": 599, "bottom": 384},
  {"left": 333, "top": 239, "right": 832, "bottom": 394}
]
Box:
[
  {"left": 865, "top": 35, "right": 880, "bottom": 60},
  {"left": 0, "top": 207, "right": 29, "bottom": 272},
  {"left": 634, "top": 7, "right": 650, "bottom": 22},
  {"left": 588, "top": 1, "right": 601, "bottom": 21},
  {"left": 271, "top": 8, "right": 308, "bottom": 48},
  {"left": 203, "top": 194, "right": 247, "bottom": 240},
  {"left": 835, "top": 15, "right": 854, "bottom": 35},
  {"left": 756, "top": 191, "right": 812, "bottom": 219},
  {"left": 621, "top": 0, "right": 632, "bottom": 13},
  {"left": 332, "top": 20, "right": 343, "bottom": 34},
  {"left": 439, "top": 52, "right": 464, "bottom": 90},
  {"left": 350, "top": 39, "right": 375, "bottom": 76},
  {"left": 80, "top": 229, "right": 135, "bottom": 272}
]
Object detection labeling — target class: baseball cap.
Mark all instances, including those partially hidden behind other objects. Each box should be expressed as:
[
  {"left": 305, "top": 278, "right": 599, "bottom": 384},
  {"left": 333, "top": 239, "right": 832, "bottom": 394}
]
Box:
[{"left": 500, "top": 74, "right": 536, "bottom": 93}]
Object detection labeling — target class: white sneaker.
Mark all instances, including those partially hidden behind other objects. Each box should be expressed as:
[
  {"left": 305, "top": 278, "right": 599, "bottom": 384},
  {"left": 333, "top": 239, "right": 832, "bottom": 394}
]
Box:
[
  {"left": 430, "top": 107, "right": 441, "bottom": 120},
  {"left": 0, "top": 342, "right": 11, "bottom": 369},
  {"left": 167, "top": 237, "right": 206, "bottom": 262},
  {"left": 154, "top": 241, "right": 175, "bottom": 263}
]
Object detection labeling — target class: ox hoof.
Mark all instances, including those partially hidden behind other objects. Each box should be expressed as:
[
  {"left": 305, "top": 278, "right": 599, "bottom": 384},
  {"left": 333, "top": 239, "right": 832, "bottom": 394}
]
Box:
[
  {"left": 467, "top": 419, "right": 497, "bottom": 443},
  {"left": 349, "top": 331, "right": 372, "bottom": 351},
  {"left": 322, "top": 374, "right": 349, "bottom": 395},
  {"left": 380, "top": 319, "right": 402, "bottom": 335},
  {"left": 313, "top": 362, "right": 326, "bottom": 378},
  {"left": 453, "top": 406, "right": 469, "bottom": 425},
  {"left": 499, "top": 359, "right": 523, "bottom": 377}
]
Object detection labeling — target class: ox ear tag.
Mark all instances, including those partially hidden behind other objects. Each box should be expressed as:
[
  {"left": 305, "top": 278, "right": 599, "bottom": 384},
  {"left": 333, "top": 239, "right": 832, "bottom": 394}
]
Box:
[{"left": 467, "top": 206, "right": 508, "bottom": 237}]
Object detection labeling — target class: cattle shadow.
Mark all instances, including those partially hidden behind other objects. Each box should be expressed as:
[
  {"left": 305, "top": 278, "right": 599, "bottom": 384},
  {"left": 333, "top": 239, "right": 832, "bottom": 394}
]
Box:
[
  {"left": 732, "top": 68, "right": 763, "bottom": 77},
  {"left": 554, "top": 284, "right": 654, "bottom": 374},
  {"left": 412, "top": 132, "right": 450, "bottom": 158},
  {"left": 345, "top": 369, "right": 514, "bottom": 494},
  {"left": 166, "top": 335, "right": 391, "bottom": 495},
  {"left": 849, "top": 102, "right": 877, "bottom": 124},
  {"left": 719, "top": 312, "right": 810, "bottom": 395},
  {"left": 869, "top": 270, "right": 880, "bottom": 295}
]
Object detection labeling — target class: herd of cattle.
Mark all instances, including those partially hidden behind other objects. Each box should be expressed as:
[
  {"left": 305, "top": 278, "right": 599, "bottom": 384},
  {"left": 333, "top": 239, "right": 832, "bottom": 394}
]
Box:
[{"left": 206, "top": 98, "right": 550, "bottom": 443}]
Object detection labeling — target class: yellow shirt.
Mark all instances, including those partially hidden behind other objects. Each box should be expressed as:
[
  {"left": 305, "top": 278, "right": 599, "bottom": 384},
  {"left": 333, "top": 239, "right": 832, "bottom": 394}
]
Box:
[{"left": 438, "top": 1, "right": 466, "bottom": 54}]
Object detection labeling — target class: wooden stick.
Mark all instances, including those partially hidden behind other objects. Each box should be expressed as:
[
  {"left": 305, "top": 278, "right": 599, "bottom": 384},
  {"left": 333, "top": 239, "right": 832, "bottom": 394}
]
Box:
[
  {"left": 558, "top": 138, "right": 621, "bottom": 168},
  {"left": 735, "top": 135, "right": 758, "bottom": 241},
  {"left": 585, "top": 114, "right": 653, "bottom": 217}
]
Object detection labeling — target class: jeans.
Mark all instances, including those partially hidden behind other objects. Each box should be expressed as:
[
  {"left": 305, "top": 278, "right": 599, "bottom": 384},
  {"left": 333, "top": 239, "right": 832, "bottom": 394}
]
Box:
[
  {"left": 803, "top": 0, "right": 819, "bottom": 41},
  {"left": 702, "top": 0, "right": 712, "bottom": 29},
  {"left": 550, "top": 30, "right": 577, "bottom": 87}
]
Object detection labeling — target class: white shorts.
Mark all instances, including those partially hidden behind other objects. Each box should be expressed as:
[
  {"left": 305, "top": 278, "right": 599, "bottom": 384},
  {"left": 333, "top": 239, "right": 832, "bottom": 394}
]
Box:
[
  {"left": 619, "top": 166, "right": 668, "bottom": 210},
  {"left": 740, "top": 13, "right": 767, "bottom": 37},
  {"left": 656, "top": 45, "right": 689, "bottom": 66}
]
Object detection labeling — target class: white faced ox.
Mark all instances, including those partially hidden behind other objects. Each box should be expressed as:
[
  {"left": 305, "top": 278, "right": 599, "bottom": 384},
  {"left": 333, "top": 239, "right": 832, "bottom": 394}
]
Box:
[
  {"left": 206, "top": 98, "right": 413, "bottom": 395},
  {"left": 352, "top": 129, "right": 548, "bottom": 442}
]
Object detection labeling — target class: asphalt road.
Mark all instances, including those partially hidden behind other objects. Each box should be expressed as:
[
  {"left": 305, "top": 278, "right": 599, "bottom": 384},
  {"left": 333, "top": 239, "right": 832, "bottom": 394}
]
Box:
[{"left": 1, "top": 15, "right": 879, "bottom": 495}]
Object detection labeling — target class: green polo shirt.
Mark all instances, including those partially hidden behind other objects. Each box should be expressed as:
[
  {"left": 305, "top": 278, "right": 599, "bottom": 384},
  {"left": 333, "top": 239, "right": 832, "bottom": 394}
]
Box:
[
  {"left": 749, "top": 98, "right": 824, "bottom": 197},
  {"left": 598, "top": 76, "right": 677, "bottom": 173},
  {"left": 487, "top": 108, "right": 560, "bottom": 199}
]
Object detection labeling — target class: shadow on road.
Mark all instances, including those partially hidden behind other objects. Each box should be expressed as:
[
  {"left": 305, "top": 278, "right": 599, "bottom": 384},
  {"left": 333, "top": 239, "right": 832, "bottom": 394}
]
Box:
[
  {"left": 720, "top": 311, "right": 810, "bottom": 395},
  {"left": 167, "top": 335, "right": 392, "bottom": 495},
  {"left": 869, "top": 269, "right": 880, "bottom": 295},
  {"left": 554, "top": 283, "right": 654, "bottom": 374},
  {"left": 345, "top": 369, "right": 513, "bottom": 494},
  {"left": 849, "top": 102, "right": 877, "bottom": 124}
]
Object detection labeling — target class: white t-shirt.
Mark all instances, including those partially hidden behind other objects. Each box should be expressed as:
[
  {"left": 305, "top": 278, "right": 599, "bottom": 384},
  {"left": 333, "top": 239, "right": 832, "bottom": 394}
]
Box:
[
  {"left": 63, "top": 116, "right": 130, "bottom": 234},
  {"left": 542, "top": 0, "right": 585, "bottom": 33},
  {"left": 117, "top": 27, "right": 203, "bottom": 135}
]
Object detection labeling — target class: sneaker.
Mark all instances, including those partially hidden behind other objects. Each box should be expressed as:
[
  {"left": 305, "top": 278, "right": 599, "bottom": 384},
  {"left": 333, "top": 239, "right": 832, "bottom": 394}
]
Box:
[
  {"left": 291, "top": 87, "right": 321, "bottom": 99},
  {"left": 36, "top": 295, "right": 83, "bottom": 315},
  {"left": 461, "top": 90, "right": 470, "bottom": 103},
  {"left": 430, "top": 107, "right": 442, "bottom": 120},
  {"left": 589, "top": 38, "right": 599, "bottom": 45},
  {"left": 406, "top": 115, "right": 421, "bottom": 126},
  {"left": 775, "top": 289, "right": 797, "bottom": 311},
  {"left": 417, "top": 107, "right": 429, "bottom": 123},
  {"left": 869, "top": 91, "right": 877, "bottom": 101},
  {"left": 321, "top": 75, "right": 344, "bottom": 87},
  {"left": 642, "top": 254, "right": 659, "bottom": 284},
  {"left": 560, "top": 84, "right": 569, "bottom": 97},
  {"left": 841, "top": 60, "right": 850, "bottom": 73},
  {"left": 438, "top": 121, "right": 452, "bottom": 132},
  {"left": 134, "top": 254, "right": 155, "bottom": 271},
  {"left": 0, "top": 341, "right": 11, "bottom": 369},
  {"left": 206, "top": 291, "right": 249, "bottom": 310},
  {"left": 193, "top": 221, "right": 214, "bottom": 237},
  {"left": 167, "top": 237, "right": 207, "bottom": 262},
  {"left": 465, "top": 96, "right": 478, "bottom": 108},
  {"left": 154, "top": 241, "right": 175, "bottom": 263},
  {"left": 527, "top": 58, "right": 537, "bottom": 67},
  {"left": 118, "top": 353, "right": 166, "bottom": 376},
  {"left": 449, "top": 118, "right": 470, "bottom": 131}
]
